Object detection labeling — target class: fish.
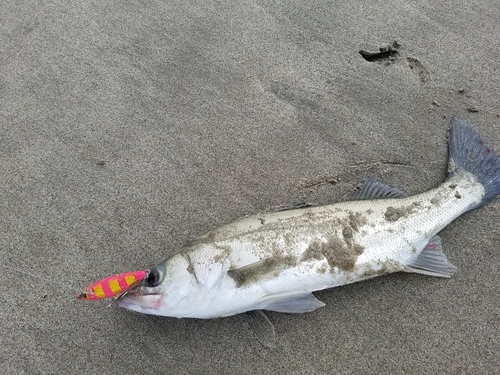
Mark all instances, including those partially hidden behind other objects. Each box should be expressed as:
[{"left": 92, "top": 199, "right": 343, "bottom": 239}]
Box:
[{"left": 107, "top": 118, "right": 500, "bottom": 346}]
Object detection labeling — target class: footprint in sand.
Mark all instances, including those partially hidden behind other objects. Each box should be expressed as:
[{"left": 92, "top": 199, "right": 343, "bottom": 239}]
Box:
[{"left": 360, "top": 41, "right": 431, "bottom": 84}]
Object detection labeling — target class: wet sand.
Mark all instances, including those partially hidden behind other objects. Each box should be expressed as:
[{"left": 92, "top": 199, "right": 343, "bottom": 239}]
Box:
[{"left": 1, "top": 2, "right": 499, "bottom": 373}]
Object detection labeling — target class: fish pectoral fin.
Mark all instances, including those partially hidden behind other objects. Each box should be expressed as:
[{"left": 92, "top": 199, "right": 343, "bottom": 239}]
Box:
[
  {"left": 263, "top": 293, "right": 326, "bottom": 313},
  {"left": 406, "top": 235, "right": 457, "bottom": 277},
  {"left": 243, "top": 310, "right": 276, "bottom": 349},
  {"left": 346, "top": 175, "right": 407, "bottom": 201}
]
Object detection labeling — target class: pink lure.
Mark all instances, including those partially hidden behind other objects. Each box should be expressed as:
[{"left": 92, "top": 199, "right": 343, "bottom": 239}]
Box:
[{"left": 77, "top": 270, "right": 149, "bottom": 300}]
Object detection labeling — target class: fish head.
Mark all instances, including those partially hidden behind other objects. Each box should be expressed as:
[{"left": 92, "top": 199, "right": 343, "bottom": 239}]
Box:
[{"left": 115, "top": 253, "right": 204, "bottom": 317}]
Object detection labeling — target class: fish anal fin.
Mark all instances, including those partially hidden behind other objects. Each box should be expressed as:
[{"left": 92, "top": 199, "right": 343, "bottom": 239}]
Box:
[
  {"left": 263, "top": 293, "right": 325, "bottom": 313},
  {"left": 347, "top": 175, "right": 407, "bottom": 201},
  {"left": 406, "top": 235, "right": 457, "bottom": 277},
  {"left": 243, "top": 310, "right": 276, "bottom": 348}
]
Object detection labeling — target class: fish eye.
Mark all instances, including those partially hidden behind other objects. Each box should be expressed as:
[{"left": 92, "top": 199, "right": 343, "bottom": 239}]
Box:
[{"left": 145, "top": 264, "right": 165, "bottom": 287}]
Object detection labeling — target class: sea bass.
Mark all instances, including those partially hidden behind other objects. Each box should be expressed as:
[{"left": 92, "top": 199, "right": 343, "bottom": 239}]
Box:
[{"left": 110, "top": 118, "right": 499, "bottom": 342}]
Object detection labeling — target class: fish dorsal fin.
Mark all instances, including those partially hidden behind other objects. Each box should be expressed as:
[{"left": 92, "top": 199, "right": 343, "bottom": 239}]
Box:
[
  {"left": 243, "top": 310, "right": 276, "bottom": 348},
  {"left": 348, "top": 175, "right": 407, "bottom": 201},
  {"left": 406, "top": 235, "right": 457, "bottom": 277},
  {"left": 262, "top": 293, "right": 325, "bottom": 313}
]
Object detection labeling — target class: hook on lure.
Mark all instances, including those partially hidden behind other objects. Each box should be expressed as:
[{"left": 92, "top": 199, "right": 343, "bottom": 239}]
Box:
[{"left": 76, "top": 270, "right": 149, "bottom": 300}]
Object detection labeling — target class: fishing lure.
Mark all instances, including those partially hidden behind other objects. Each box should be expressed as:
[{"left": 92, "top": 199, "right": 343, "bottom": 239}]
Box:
[{"left": 77, "top": 270, "right": 149, "bottom": 300}]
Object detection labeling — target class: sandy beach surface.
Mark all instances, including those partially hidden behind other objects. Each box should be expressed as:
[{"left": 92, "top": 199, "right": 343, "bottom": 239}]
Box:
[{"left": 1, "top": 1, "right": 499, "bottom": 374}]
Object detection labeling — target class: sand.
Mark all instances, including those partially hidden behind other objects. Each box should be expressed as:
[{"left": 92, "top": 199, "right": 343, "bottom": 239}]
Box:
[{"left": 1, "top": 1, "right": 499, "bottom": 373}]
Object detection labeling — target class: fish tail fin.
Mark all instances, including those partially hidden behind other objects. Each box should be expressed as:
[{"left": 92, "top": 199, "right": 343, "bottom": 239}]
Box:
[{"left": 448, "top": 117, "right": 500, "bottom": 208}]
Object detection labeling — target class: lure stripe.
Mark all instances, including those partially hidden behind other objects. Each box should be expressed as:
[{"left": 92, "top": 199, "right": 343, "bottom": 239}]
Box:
[
  {"left": 125, "top": 274, "right": 137, "bottom": 286},
  {"left": 77, "top": 270, "right": 149, "bottom": 300},
  {"left": 93, "top": 284, "right": 106, "bottom": 299},
  {"left": 108, "top": 279, "right": 122, "bottom": 294}
]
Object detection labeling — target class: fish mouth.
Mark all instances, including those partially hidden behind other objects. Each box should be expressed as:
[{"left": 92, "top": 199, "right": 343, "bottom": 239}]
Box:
[{"left": 114, "top": 290, "right": 164, "bottom": 314}]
